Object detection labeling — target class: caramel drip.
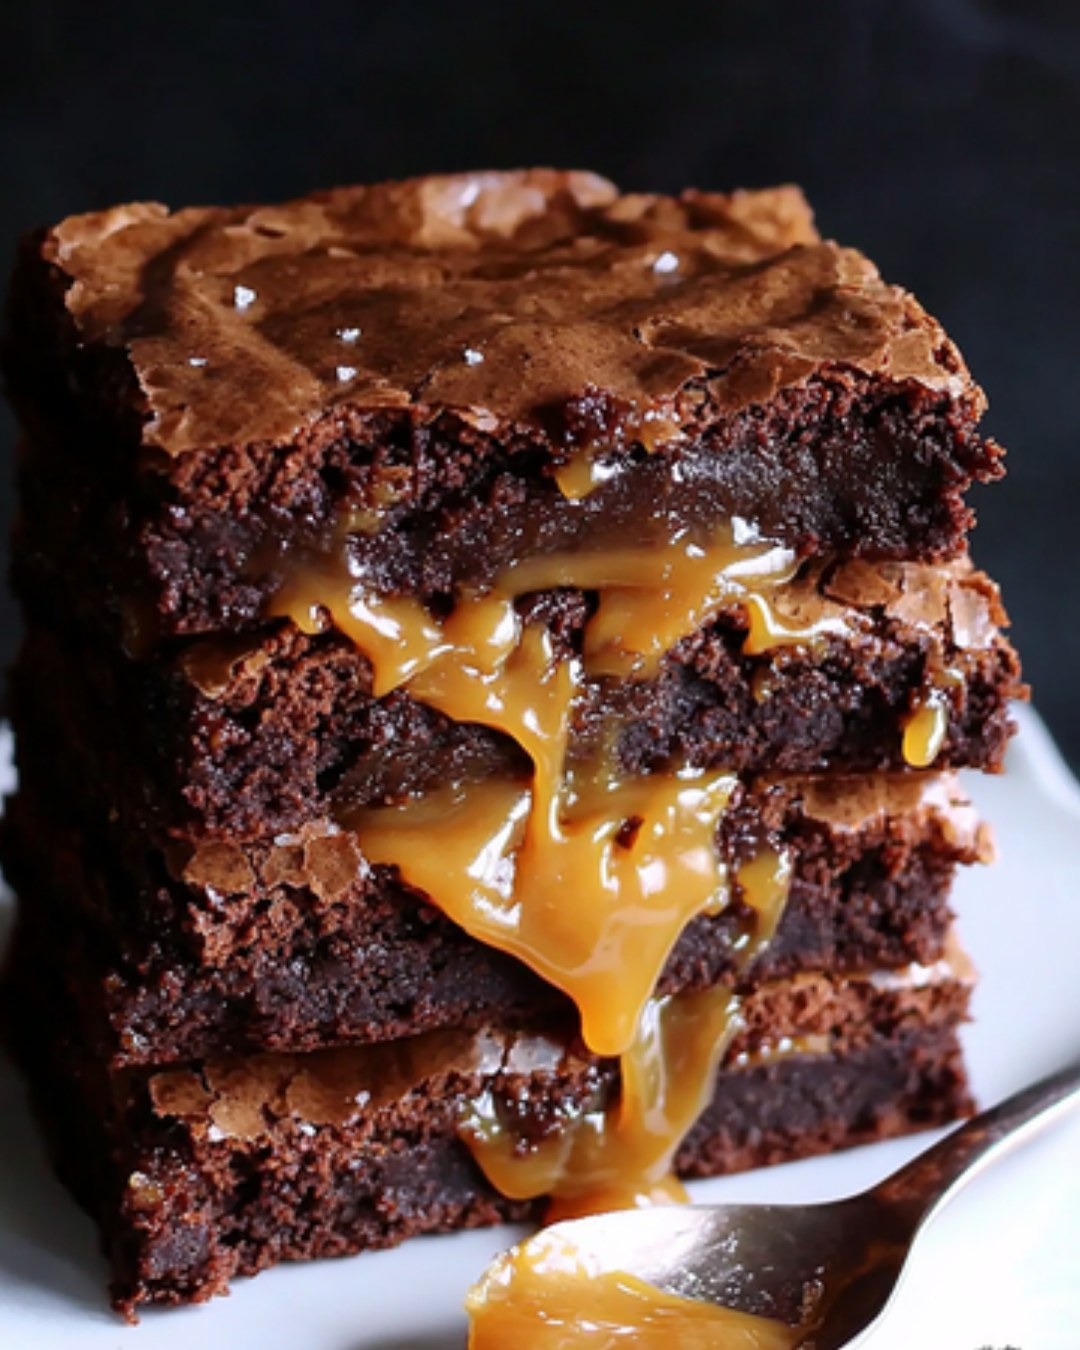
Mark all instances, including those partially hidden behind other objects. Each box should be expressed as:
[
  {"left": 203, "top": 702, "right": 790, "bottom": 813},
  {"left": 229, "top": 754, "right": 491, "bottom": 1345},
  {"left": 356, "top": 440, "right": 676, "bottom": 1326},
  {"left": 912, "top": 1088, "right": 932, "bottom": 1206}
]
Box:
[
  {"left": 731, "top": 847, "right": 793, "bottom": 958},
  {"left": 351, "top": 765, "right": 736, "bottom": 1056},
  {"left": 902, "top": 693, "right": 948, "bottom": 769},
  {"left": 902, "top": 668, "right": 963, "bottom": 769},
  {"left": 505, "top": 531, "right": 842, "bottom": 678},
  {"left": 459, "top": 987, "right": 741, "bottom": 1220},
  {"left": 283, "top": 523, "right": 813, "bottom": 1056},
  {"left": 272, "top": 522, "right": 848, "bottom": 690},
  {"left": 275, "top": 520, "right": 805, "bottom": 1213},
  {"left": 466, "top": 1230, "right": 804, "bottom": 1349},
  {"left": 552, "top": 415, "right": 682, "bottom": 502},
  {"left": 740, "top": 592, "right": 846, "bottom": 656},
  {"left": 552, "top": 452, "right": 618, "bottom": 502}
]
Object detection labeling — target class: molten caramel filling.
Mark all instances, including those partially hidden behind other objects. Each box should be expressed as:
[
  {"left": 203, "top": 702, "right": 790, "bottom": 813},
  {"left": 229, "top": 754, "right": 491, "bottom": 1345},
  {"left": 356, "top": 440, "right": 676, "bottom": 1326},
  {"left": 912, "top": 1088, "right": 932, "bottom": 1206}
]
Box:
[
  {"left": 466, "top": 1231, "right": 805, "bottom": 1349},
  {"left": 276, "top": 523, "right": 808, "bottom": 1059},
  {"left": 349, "top": 772, "right": 750, "bottom": 1056},
  {"left": 461, "top": 987, "right": 742, "bottom": 1220},
  {"left": 272, "top": 521, "right": 809, "bottom": 1215},
  {"left": 271, "top": 520, "right": 848, "bottom": 690},
  {"left": 551, "top": 414, "right": 682, "bottom": 502},
  {"left": 902, "top": 668, "right": 963, "bottom": 769}
]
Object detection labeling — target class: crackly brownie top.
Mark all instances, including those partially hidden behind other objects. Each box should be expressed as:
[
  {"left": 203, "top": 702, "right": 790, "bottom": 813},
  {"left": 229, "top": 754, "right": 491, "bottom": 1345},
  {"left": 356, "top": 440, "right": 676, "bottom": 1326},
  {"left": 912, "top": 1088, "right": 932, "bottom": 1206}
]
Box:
[{"left": 40, "top": 169, "right": 978, "bottom": 456}]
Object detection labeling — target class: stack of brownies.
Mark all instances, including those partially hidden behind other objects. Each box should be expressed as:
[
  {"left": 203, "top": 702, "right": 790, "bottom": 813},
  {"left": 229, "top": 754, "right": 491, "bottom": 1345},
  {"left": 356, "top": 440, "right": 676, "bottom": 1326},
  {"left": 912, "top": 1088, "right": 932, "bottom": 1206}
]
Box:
[{"left": 0, "top": 170, "right": 1022, "bottom": 1317}]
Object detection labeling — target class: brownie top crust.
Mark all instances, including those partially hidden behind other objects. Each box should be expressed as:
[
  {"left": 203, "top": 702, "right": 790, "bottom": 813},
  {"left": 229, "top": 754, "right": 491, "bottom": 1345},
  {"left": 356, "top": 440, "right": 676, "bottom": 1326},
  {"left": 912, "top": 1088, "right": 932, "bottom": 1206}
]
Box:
[
  {"left": 140, "top": 956, "right": 972, "bottom": 1141},
  {"left": 38, "top": 169, "right": 980, "bottom": 456}
]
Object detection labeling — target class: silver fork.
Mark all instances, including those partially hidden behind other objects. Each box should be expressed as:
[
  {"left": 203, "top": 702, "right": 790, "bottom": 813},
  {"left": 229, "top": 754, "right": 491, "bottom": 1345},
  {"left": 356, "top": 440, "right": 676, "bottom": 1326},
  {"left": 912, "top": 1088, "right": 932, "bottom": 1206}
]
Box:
[{"left": 536, "top": 1060, "right": 1080, "bottom": 1347}]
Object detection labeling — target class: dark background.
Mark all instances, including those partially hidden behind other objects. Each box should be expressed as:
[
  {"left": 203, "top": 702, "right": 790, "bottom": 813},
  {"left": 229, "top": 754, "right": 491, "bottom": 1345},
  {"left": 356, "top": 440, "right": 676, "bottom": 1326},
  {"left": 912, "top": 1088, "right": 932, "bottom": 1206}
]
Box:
[{"left": 2, "top": 0, "right": 1077, "bottom": 764}]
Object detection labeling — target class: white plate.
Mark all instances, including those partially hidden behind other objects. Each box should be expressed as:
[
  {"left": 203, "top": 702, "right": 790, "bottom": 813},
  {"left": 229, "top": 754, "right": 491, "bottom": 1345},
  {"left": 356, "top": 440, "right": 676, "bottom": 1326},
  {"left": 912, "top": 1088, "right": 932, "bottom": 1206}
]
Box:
[{"left": 1, "top": 705, "right": 1078, "bottom": 1349}]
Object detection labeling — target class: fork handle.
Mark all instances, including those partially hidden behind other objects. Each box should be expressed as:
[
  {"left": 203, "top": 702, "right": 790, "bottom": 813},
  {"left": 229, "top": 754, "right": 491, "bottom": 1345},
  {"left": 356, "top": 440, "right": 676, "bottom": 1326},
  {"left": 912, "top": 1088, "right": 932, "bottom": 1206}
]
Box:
[{"left": 875, "top": 1059, "right": 1080, "bottom": 1221}]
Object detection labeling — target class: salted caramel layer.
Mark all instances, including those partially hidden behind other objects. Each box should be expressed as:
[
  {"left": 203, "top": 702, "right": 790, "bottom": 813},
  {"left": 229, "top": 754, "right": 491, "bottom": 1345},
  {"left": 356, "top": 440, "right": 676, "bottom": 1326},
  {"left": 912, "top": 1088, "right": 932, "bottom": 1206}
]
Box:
[
  {"left": 902, "top": 669, "right": 966, "bottom": 769},
  {"left": 272, "top": 520, "right": 852, "bottom": 692},
  {"left": 460, "top": 987, "right": 741, "bottom": 1220},
  {"left": 281, "top": 522, "right": 818, "bottom": 1058},
  {"left": 349, "top": 772, "right": 773, "bottom": 1057},
  {"left": 466, "top": 1230, "right": 803, "bottom": 1349},
  {"left": 174, "top": 768, "right": 986, "bottom": 906}
]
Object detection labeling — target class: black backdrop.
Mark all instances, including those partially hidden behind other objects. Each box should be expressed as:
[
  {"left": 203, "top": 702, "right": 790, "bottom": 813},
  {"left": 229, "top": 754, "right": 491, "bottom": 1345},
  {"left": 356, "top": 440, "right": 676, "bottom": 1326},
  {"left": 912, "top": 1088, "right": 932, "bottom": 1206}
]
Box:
[{"left": 3, "top": 0, "right": 1078, "bottom": 764}]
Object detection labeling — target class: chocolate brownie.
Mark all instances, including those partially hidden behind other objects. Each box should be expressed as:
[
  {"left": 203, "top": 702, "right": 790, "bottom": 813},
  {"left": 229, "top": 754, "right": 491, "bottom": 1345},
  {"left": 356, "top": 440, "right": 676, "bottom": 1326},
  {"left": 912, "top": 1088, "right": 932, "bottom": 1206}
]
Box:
[
  {"left": 0, "top": 169, "right": 1020, "bottom": 1319},
  {"left": 6, "top": 712, "right": 988, "bottom": 966},
  {"left": 3, "top": 770, "right": 985, "bottom": 1063},
  {"left": 10, "top": 554, "right": 1021, "bottom": 845},
  {"left": 4, "top": 172, "right": 1001, "bottom": 650},
  {"left": 4, "top": 941, "right": 972, "bottom": 1319}
]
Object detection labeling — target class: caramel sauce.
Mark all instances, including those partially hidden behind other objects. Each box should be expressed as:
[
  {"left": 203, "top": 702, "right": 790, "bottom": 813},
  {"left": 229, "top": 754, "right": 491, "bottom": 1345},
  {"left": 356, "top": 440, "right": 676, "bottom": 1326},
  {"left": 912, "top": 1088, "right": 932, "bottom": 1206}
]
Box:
[
  {"left": 272, "top": 520, "right": 810, "bottom": 1224},
  {"left": 352, "top": 768, "right": 737, "bottom": 1056},
  {"left": 730, "top": 847, "right": 792, "bottom": 960},
  {"left": 902, "top": 669, "right": 963, "bottom": 769},
  {"left": 460, "top": 987, "right": 741, "bottom": 1219},
  {"left": 277, "top": 523, "right": 812, "bottom": 1059},
  {"left": 466, "top": 1230, "right": 804, "bottom": 1349},
  {"left": 553, "top": 451, "right": 619, "bottom": 501},
  {"left": 272, "top": 522, "right": 842, "bottom": 691},
  {"left": 552, "top": 414, "right": 682, "bottom": 502}
]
